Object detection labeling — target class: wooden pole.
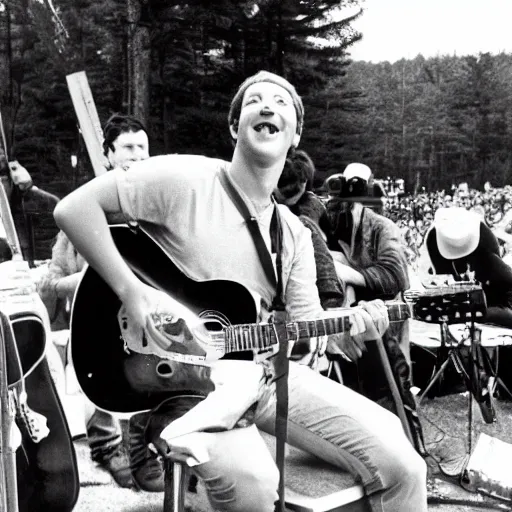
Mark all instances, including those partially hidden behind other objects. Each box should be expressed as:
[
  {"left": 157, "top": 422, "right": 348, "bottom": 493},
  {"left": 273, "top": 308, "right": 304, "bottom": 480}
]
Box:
[
  {"left": 0, "top": 181, "right": 21, "bottom": 257},
  {"left": 66, "top": 71, "right": 106, "bottom": 177}
]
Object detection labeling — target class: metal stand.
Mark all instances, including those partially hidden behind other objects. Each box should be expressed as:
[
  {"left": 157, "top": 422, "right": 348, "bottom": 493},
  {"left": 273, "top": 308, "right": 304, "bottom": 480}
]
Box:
[
  {"left": 418, "top": 314, "right": 496, "bottom": 454},
  {"left": 418, "top": 321, "right": 469, "bottom": 403},
  {"left": 327, "top": 336, "right": 415, "bottom": 447},
  {"left": 163, "top": 460, "right": 188, "bottom": 512}
]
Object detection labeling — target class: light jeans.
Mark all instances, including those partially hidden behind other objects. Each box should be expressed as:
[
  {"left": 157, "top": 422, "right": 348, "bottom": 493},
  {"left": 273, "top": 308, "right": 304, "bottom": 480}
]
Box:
[{"left": 189, "top": 362, "right": 427, "bottom": 512}]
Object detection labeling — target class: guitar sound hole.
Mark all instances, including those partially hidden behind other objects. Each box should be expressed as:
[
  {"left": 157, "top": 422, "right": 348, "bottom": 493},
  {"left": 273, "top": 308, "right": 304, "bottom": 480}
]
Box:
[
  {"left": 204, "top": 321, "right": 222, "bottom": 331},
  {"left": 156, "top": 361, "right": 173, "bottom": 378}
]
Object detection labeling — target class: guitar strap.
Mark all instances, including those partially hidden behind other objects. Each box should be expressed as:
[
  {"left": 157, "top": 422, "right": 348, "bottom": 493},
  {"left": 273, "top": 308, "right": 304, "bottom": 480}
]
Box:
[{"left": 219, "top": 168, "right": 289, "bottom": 512}]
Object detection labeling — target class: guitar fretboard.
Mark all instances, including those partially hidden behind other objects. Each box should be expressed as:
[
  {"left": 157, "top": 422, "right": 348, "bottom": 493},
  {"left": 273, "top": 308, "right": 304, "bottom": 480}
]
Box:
[
  {"left": 289, "top": 316, "right": 351, "bottom": 342},
  {"left": 215, "top": 301, "right": 410, "bottom": 353},
  {"left": 222, "top": 323, "right": 275, "bottom": 352}
]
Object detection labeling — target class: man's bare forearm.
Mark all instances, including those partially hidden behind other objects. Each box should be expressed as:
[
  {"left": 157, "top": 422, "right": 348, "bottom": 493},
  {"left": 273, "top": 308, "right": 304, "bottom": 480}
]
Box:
[{"left": 53, "top": 180, "right": 139, "bottom": 301}]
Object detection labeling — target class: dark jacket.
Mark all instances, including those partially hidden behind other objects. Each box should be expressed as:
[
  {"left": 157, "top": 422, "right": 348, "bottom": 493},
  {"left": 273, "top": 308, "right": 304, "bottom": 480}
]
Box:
[
  {"left": 426, "top": 222, "right": 512, "bottom": 326},
  {"left": 292, "top": 191, "right": 332, "bottom": 237},
  {"left": 328, "top": 203, "right": 410, "bottom": 302},
  {"left": 287, "top": 192, "right": 345, "bottom": 309}
]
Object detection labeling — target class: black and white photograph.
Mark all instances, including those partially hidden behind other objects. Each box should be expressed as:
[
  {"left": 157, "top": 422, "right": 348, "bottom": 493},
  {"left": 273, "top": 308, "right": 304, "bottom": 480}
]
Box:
[{"left": 2, "top": 1, "right": 512, "bottom": 511}]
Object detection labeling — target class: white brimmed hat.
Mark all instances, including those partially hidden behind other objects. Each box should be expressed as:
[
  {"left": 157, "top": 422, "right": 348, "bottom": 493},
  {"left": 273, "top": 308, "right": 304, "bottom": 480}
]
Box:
[
  {"left": 342, "top": 163, "right": 372, "bottom": 182},
  {"left": 434, "top": 207, "right": 481, "bottom": 260}
]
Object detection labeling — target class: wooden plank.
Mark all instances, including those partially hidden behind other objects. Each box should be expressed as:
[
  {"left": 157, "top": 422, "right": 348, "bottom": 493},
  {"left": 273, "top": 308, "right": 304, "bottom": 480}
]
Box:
[{"left": 66, "top": 71, "right": 106, "bottom": 177}]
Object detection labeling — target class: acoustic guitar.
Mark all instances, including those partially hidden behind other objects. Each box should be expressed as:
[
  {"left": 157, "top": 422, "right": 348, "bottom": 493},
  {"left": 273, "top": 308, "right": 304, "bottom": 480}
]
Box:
[{"left": 71, "top": 225, "right": 411, "bottom": 415}]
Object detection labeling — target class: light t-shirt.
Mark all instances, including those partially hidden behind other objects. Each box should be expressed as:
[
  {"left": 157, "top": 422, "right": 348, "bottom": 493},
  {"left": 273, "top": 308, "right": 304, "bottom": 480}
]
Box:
[{"left": 114, "top": 154, "right": 324, "bottom": 322}]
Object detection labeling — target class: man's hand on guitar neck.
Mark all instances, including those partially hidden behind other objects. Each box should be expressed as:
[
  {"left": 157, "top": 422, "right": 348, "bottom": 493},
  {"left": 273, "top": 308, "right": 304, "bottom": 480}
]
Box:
[
  {"left": 326, "top": 299, "right": 389, "bottom": 362},
  {"left": 358, "top": 299, "right": 390, "bottom": 338}
]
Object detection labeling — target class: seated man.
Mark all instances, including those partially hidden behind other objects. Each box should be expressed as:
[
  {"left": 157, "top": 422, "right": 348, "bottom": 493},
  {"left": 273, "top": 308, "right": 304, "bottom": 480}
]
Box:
[
  {"left": 37, "top": 113, "right": 163, "bottom": 491},
  {"left": 325, "top": 163, "right": 424, "bottom": 453},
  {"left": 326, "top": 163, "right": 410, "bottom": 305},
  {"left": 54, "top": 71, "right": 427, "bottom": 512},
  {"left": 425, "top": 207, "right": 512, "bottom": 327}
]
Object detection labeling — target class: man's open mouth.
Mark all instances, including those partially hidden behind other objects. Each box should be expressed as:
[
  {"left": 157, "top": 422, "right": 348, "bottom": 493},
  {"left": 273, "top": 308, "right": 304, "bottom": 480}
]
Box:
[{"left": 254, "top": 122, "right": 279, "bottom": 134}]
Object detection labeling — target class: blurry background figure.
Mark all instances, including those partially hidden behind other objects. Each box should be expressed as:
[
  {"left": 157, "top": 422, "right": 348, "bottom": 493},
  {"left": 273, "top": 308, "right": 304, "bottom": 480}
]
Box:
[
  {"left": 0, "top": 236, "right": 13, "bottom": 262},
  {"left": 0, "top": 149, "right": 60, "bottom": 264},
  {"left": 274, "top": 149, "right": 345, "bottom": 311},
  {"left": 322, "top": 163, "right": 424, "bottom": 452},
  {"left": 8, "top": 159, "right": 33, "bottom": 192},
  {"left": 274, "top": 149, "right": 331, "bottom": 236},
  {"left": 327, "top": 163, "right": 410, "bottom": 307},
  {"left": 36, "top": 113, "right": 164, "bottom": 492}
]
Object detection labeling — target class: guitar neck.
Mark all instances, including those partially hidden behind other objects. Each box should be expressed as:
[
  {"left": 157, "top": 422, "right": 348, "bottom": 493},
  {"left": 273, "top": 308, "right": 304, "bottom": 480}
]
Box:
[{"left": 216, "top": 301, "right": 410, "bottom": 353}]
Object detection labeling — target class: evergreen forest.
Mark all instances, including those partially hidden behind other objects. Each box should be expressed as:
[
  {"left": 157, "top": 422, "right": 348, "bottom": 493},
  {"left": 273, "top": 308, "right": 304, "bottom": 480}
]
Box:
[{"left": 1, "top": 0, "right": 512, "bottom": 253}]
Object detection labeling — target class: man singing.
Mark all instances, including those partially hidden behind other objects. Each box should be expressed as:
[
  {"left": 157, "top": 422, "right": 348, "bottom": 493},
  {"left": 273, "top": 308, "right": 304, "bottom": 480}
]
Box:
[{"left": 54, "top": 71, "right": 426, "bottom": 512}]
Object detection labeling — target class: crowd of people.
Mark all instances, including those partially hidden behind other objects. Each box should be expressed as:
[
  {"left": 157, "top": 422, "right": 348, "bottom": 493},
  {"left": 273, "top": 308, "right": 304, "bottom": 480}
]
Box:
[
  {"left": 381, "top": 183, "right": 512, "bottom": 265},
  {"left": 5, "top": 69, "right": 512, "bottom": 512}
]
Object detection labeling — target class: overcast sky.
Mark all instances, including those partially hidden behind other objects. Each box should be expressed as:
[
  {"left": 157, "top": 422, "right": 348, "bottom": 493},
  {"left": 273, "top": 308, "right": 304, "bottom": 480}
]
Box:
[{"left": 340, "top": 0, "right": 512, "bottom": 63}]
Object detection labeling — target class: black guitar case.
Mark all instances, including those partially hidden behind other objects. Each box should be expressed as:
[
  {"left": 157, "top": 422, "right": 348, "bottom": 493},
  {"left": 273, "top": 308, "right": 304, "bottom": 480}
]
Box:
[{"left": 2, "top": 309, "right": 79, "bottom": 512}]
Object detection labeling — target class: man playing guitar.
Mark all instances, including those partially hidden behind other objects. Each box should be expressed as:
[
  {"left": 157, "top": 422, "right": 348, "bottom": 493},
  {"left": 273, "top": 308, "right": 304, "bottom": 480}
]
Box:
[{"left": 54, "top": 71, "right": 427, "bottom": 512}]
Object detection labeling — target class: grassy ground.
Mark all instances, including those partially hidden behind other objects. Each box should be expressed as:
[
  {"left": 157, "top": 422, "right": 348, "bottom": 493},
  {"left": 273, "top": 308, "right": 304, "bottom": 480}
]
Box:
[
  {"left": 69, "top": 392, "right": 512, "bottom": 512},
  {"left": 70, "top": 302, "right": 512, "bottom": 511},
  {"left": 421, "top": 394, "right": 512, "bottom": 511}
]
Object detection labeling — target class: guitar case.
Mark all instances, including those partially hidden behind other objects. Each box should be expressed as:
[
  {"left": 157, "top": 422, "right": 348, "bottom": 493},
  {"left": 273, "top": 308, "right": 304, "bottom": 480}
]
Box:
[{"left": 1, "top": 309, "right": 79, "bottom": 512}]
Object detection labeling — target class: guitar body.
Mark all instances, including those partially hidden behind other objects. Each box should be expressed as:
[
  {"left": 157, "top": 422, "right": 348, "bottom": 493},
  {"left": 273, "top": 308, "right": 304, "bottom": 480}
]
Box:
[
  {"left": 71, "top": 225, "right": 258, "bottom": 414},
  {"left": 2, "top": 310, "right": 79, "bottom": 512}
]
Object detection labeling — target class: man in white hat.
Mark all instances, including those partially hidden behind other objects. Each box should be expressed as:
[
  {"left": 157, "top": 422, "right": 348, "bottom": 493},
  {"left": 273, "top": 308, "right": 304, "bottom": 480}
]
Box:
[{"left": 426, "top": 207, "right": 512, "bottom": 327}]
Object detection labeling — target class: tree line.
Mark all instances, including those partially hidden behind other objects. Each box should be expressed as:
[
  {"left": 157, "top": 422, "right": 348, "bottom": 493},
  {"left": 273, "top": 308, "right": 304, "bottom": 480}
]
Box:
[{"left": 1, "top": 0, "right": 512, "bottom": 206}]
